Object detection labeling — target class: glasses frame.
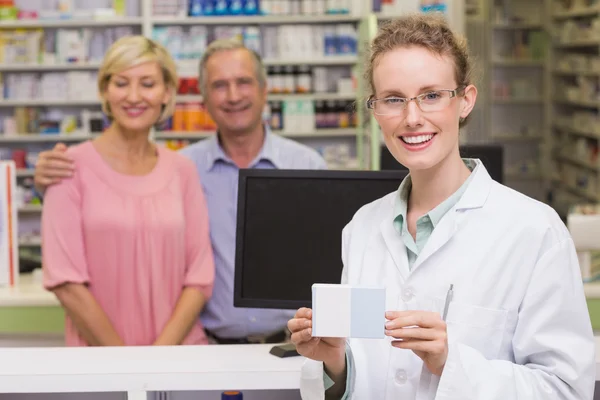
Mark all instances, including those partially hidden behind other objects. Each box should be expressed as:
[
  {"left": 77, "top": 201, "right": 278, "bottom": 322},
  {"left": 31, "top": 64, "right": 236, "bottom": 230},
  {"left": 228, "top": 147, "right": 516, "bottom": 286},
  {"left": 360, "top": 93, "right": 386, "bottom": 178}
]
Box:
[{"left": 366, "top": 86, "right": 466, "bottom": 115}]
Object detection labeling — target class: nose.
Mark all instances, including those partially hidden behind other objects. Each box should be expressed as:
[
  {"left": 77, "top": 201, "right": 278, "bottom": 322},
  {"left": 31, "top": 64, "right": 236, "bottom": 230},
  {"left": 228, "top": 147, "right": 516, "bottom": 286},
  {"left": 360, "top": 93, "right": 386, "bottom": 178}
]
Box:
[
  {"left": 226, "top": 83, "right": 242, "bottom": 103},
  {"left": 404, "top": 100, "right": 424, "bottom": 128},
  {"left": 126, "top": 85, "right": 142, "bottom": 103}
]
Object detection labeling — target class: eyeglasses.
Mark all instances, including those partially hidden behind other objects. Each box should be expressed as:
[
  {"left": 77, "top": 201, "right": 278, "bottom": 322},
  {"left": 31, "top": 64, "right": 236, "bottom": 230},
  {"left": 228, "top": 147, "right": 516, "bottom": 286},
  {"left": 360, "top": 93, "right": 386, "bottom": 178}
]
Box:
[{"left": 366, "top": 87, "right": 464, "bottom": 116}]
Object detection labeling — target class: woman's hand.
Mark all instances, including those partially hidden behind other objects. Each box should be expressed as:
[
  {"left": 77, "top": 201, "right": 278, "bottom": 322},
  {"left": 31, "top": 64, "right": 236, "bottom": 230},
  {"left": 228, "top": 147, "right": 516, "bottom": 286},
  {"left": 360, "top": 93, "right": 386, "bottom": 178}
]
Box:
[
  {"left": 288, "top": 307, "right": 346, "bottom": 378},
  {"left": 385, "top": 311, "right": 448, "bottom": 376}
]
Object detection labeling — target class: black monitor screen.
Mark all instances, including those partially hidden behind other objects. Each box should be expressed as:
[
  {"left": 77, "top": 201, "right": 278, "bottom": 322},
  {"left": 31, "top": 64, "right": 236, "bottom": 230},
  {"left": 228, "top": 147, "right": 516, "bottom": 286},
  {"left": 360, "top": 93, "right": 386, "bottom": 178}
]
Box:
[
  {"left": 380, "top": 144, "right": 504, "bottom": 184},
  {"left": 234, "top": 169, "right": 408, "bottom": 310}
]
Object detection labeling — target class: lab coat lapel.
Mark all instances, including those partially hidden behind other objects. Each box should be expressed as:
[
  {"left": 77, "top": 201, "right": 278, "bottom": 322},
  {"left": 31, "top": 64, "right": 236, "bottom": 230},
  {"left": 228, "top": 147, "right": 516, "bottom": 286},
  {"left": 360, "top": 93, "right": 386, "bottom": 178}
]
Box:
[
  {"left": 411, "top": 162, "right": 494, "bottom": 272},
  {"left": 380, "top": 217, "right": 410, "bottom": 279}
]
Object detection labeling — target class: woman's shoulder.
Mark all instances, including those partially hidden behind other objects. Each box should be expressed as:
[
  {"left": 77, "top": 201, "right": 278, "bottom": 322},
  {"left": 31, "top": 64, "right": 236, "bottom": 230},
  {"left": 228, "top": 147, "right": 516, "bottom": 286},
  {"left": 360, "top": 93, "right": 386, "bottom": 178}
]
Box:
[
  {"left": 64, "top": 140, "right": 94, "bottom": 162},
  {"left": 488, "top": 182, "right": 571, "bottom": 243}
]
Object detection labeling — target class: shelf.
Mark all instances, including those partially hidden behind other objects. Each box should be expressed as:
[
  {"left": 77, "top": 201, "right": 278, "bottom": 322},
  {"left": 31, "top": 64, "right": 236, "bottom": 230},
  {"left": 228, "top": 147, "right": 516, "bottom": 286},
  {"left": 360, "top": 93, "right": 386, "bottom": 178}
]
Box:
[
  {"left": 155, "top": 129, "right": 356, "bottom": 140},
  {"left": 553, "top": 7, "right": 600, "bottom": 19},
  {"left": 492, "top": 58, "right": 545, "bottom": 66},
  {"left": 18, "top": 205, "right": 42, "bottom": 213},
  {"left": 559, "top": 182, "right": 599, "bottom": 202},
  {"left": 152, "top": 14, "right": 361, "bottom": 25},
  {"left": 19, "top": 237, "right": 41, "bottom": 247},
  {"left": 554, "top": 98, "right": 599, "bottom": 108},
  {"left": 263, "top": 56, "right": 358, "bottom": 66},
  {"left": 557, "top": 154, "right": 600, "bottom": 172},
  {"left": 0, "top": 99, "right": 99, "bottom": 107},
  {"left": 554, "top": 40, "right": 600, "bottom": 48},
  {"left": 492, "top": 22, "right": 544, "bottom": 29},
  {"left": 492, "top": 134, "right": 543, "bottom": 142},
  {"left": 553, "top": 124, "right": 600, "bottom": 140},
  {"left": 0, "top": 134, "right": 92, "bottom": 143},
  {"left": 505, "top": 172, "right": 542, "bottom": 180},
  {"left": 276, "top": 128, "right": 356, "bottom": 138},
  {"left": 0, "top": 17, "right": 143, "bottom": 28},
  {"left": 553, "top": 69, "right": 600, "bottom": 77},
  {"left": 0, "top": 63, "right": 102, "bottom": 72},
  {"left": 267, "top": 93, "right": 356, "bottom": 101},
  {"left": 16, "top": 169, "right": 34, "bottom": 178},
  {"left": 492, "top": 98, "right": 543, "bottom": 104},
  {"left": 176, "top": 93, "right": 357, "bottom": 103}
]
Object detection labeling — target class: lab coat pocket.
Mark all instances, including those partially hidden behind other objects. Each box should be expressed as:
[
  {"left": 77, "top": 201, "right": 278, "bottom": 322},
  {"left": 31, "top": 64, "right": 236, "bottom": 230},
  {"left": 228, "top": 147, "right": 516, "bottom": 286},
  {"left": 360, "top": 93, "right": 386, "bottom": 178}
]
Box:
[{"left": 445, "top": 302, "right": 508, "bottom": 360}]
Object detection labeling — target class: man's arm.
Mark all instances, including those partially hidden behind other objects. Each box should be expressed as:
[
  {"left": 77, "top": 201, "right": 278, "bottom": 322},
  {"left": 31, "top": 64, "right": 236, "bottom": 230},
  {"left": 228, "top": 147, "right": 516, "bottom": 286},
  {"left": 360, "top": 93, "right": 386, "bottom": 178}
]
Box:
[{"left": 34, "top": 143, "right": 74, "bottom": 195}]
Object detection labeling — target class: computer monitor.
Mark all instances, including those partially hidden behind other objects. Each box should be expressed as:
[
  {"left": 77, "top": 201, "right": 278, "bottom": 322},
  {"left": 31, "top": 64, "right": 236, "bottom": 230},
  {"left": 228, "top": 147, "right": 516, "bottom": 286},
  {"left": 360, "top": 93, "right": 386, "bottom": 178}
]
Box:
[
  {"left": 379, "top": 144, "right": 504, "bottom": 184},
  {"left": 233, "top": 169, "right": 408, "bottom": 311}
]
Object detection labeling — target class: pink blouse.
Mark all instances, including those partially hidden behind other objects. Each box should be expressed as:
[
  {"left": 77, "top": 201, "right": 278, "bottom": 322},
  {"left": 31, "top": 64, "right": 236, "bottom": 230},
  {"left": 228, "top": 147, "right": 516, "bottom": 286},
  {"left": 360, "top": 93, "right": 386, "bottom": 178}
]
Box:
[{"left": 42, "top": 141, "right": 215, "bottom": 346}]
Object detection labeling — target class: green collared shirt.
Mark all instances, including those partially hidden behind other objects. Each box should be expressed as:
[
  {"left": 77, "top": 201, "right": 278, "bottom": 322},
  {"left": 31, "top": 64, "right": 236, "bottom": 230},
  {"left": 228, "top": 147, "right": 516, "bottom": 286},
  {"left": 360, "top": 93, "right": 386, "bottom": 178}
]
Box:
[{"left": 393, "top": 159, "right": 478, "bottom": 269}]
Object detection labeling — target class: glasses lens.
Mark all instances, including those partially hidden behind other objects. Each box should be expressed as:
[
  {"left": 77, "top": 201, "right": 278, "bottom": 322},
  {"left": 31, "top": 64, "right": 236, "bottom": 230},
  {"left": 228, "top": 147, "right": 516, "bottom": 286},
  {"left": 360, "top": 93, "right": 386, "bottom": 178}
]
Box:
[{"left": 419, "top": 91, "right": 451, "bottom": 112}]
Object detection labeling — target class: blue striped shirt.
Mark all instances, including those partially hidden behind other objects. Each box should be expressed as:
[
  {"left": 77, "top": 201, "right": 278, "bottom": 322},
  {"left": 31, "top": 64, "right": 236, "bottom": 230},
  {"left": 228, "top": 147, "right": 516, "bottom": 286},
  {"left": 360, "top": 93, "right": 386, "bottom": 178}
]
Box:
[{"left": 180, "top": 126, "right": 327, "bottom": 338}]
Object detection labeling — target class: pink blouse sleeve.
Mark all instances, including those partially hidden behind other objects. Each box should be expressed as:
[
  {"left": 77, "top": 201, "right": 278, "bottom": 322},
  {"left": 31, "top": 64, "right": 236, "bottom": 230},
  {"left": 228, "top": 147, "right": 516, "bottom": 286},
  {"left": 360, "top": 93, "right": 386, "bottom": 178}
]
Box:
[
  {"left": 181, "top": 161, "right": 215, "bottom": 300},
  {"left": 41, "top": 171, "right": 89, "bottom": 290}
]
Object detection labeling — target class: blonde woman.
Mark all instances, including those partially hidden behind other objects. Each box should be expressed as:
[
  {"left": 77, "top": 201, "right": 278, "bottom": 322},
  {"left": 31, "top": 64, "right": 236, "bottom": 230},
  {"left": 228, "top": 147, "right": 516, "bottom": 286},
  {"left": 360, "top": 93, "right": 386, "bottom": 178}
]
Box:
[
  {"left": 42, "top": 36, "right": 215, "bottom": 346},
  {"left": 289, "top": 14, "right": 595, "bottom": 399}
]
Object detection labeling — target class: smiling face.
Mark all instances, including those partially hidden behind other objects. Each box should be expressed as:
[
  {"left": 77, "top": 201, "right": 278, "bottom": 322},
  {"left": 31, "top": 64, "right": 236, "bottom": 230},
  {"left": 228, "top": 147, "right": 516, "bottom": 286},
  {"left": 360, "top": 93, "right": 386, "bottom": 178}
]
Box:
[
  {"left": 103, "top": 61, "right": 172, "bottom": 133},
  {"left": 371, "top": 45, "right": 476, "bottom": 172},
  {"left": 202, "top": 48, "right": 267, "bottom": 138}
]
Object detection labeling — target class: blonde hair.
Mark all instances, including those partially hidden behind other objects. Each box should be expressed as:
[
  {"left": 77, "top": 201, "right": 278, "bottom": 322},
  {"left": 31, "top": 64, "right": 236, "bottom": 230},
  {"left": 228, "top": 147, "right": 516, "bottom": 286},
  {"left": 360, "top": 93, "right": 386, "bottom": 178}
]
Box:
[
  {"left": 97, "top": 35, "right": 178, "bottom": 123},
  {"left": 365, "top": 13, "right": 474, "bottom": 126},
  {"left": 198, "top": 38, "right": 266, "bottom": 95}
]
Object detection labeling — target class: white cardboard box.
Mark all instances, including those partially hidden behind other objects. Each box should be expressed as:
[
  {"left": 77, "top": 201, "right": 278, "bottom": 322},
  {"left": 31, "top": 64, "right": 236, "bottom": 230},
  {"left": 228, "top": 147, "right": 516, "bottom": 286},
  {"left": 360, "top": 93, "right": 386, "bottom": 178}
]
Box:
[{"left": 312, "top": 283, "right": 385, "bottom": 339}]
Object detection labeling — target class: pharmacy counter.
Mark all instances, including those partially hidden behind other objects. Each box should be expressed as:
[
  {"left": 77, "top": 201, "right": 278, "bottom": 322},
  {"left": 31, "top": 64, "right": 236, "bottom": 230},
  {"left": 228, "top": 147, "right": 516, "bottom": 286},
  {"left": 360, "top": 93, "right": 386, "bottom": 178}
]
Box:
[
  {"left": 0, "top": 343, "right": 304, "bottom": 399},
  {"left": 0, "top": 273, "right": 64, "bottom": 346},
  {"left": 0, "top": 340, "right": 600, "bottom": 400}
]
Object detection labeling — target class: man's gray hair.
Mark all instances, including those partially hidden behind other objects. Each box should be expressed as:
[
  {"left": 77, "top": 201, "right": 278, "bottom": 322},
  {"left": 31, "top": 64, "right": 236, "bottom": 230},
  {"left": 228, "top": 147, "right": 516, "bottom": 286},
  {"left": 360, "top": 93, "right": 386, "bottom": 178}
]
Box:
[{"left": 198, "top": 38, "right": 267, "bottom": 95}]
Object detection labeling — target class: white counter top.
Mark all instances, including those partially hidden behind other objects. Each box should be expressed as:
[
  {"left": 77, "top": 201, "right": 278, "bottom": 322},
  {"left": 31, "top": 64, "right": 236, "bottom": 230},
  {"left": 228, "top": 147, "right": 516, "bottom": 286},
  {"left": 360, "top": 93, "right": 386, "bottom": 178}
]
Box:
[
  {"left": 0, "top": 343, "right": 305, "bottom": 393},
  {"left": 0, "top": 272, "right": 58, "bottom": 307},
  {"left": 0, "top": 339, "right": 599, "bottom": 397}
]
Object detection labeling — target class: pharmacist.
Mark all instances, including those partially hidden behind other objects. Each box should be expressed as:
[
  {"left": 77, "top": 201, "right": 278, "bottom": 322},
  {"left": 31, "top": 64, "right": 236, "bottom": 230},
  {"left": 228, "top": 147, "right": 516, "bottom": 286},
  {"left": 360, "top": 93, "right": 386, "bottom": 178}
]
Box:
[
  {"left": 288, "top": 14, "right": 596, "bottom": 400},
  {"left": 34, "top": 39, "right": 327, "bottom": 345}
]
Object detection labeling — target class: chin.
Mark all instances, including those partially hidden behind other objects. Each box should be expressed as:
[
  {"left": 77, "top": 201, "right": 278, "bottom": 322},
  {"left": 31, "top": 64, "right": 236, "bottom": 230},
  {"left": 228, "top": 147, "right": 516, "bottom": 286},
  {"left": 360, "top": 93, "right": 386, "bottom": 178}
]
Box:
[{"left": 119, "top": 122, "right": 154, "bottom": 133}]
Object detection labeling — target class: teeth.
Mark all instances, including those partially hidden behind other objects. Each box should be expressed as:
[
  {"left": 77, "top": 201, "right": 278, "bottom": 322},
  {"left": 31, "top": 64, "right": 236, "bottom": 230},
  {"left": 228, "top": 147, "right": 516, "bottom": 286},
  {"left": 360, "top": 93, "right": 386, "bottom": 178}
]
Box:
[{"left": 402, "top": 134, "right": 434, "bottom": 144}]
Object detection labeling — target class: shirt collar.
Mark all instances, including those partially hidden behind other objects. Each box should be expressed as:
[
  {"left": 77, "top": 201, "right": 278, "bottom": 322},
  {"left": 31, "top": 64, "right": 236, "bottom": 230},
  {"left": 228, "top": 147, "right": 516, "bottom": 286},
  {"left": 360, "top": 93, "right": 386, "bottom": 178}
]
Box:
[
  {"left": 207, "top": 124, "right": 281, "bottom": 170},
  {"left": 393, "top": 158, "right": 479, "bottom": 229}
]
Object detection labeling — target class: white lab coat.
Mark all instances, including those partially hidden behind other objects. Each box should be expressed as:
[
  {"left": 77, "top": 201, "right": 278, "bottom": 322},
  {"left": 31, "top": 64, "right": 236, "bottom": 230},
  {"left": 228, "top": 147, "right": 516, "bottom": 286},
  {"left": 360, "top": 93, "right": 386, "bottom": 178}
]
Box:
[{"left": 300, "top": 161, "right": 596, "bottom": 400}]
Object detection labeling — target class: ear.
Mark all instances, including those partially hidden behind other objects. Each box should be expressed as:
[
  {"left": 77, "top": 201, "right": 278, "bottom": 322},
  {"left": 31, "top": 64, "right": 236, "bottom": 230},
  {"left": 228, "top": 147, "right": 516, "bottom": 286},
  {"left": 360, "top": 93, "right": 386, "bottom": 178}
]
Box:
[
  {"left": 459, "top": 84, "right": 477, "bottom": 120},
  {"left": 163, "top": 85, "right": 173, "bottom": 106}
]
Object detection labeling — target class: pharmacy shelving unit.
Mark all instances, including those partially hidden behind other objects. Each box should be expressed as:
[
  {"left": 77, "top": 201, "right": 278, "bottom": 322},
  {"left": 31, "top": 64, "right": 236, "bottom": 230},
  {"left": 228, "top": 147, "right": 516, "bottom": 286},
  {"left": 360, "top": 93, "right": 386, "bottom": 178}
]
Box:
[
  {"left": 548, "top": 1, "right": 600, "bottom": 217},
  {"left": 0, "top": 1, "right": 377, "bottom": 254},
  {"left": 0, "top": 14, "right": 145, "bottom": 257},
  {"left": 145, "top": 0, "right": 371, "bottom": 170},
  {"left": 486, "top": 0, "right": 550, "bottom": 204}
]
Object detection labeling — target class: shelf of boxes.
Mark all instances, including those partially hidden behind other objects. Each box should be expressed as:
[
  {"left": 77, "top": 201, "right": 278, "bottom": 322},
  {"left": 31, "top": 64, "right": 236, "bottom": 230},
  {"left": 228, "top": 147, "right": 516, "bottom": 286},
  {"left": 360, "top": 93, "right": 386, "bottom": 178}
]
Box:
[
  {"left": 0, "top": 0, "right": 428, "bottom": 253},
  {"left": 151, "top": 14, "right": 362, "bottom": 25},
  {"left": 0, "top": 0, "right": 145, "bottom": 254},
  {"left": 488, "top": 0, "right": 549, "bottom": 203},
  {"left": 549, "top": 0, "right": 600, "bottom": 213}
]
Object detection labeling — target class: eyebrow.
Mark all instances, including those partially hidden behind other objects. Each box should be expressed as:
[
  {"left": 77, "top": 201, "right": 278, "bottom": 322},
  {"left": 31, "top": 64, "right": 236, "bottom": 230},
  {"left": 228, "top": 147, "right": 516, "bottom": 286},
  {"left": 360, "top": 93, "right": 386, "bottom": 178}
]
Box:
[
  {"left": 113, "top": 75, "right": 157, "bottom": 80},
  {"left": 380, "top": 85, "right": 445, "bottom": 97}
]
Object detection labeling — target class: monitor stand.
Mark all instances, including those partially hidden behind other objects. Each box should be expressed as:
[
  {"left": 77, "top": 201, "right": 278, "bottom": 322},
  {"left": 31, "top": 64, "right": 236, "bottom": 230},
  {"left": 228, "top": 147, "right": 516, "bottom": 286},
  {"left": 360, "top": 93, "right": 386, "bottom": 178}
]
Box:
[{"left": 269, "top": 342, "right": 300, "bottom": 358}]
